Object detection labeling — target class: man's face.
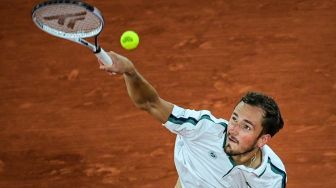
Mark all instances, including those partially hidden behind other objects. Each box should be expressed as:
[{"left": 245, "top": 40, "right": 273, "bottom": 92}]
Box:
[{"left": 224, "top": 101, "right": 265, "bottom": 156}]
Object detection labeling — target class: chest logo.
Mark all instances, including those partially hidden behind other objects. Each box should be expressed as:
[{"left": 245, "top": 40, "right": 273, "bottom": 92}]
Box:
[{"left": 209, "top": 151, "right": 217, "bottom": 159}]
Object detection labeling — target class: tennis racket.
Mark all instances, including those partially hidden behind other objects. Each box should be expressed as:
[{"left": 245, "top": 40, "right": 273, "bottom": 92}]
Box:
[{"left": 32, "top": 0, "right": 112, "bottom": 65}]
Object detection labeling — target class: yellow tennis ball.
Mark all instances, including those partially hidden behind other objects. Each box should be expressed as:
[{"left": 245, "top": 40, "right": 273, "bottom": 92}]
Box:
[{"left": 120, "top": 30, "right": 139, "bottom": 50}]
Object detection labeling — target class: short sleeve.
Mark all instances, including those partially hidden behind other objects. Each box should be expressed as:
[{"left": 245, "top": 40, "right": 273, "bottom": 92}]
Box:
[{"left": 164, "top": 105, "right": 227, "bottom": 139}]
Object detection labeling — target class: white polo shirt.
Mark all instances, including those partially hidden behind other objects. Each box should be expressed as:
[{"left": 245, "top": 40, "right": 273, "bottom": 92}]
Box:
[{"left": 164, "top": 105, "right": 287, "bottom": 188}]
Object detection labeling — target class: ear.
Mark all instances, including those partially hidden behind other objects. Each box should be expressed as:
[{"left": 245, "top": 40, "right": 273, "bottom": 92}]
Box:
[{"left": 257, "top": 134, "right": 271, "bottom": 148}]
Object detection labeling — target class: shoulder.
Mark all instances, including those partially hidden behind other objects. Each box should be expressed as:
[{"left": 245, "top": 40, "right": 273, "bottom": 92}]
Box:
[
  {"left": 263, "top": 145, "right": 286, "bottom": 172},
  {"left": 168, "top": 105, "right": 228, "bottom": 127},
  {"left": 164, "top": 105, "right": 228, "bottom": 138},
  {"left": 263, "top": 145, "right": 287, "bottom": 186}
]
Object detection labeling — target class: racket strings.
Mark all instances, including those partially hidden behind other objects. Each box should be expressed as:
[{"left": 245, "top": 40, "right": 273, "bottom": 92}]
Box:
[{"left": 34, "top": 4, "right": 102, "bottom": 36}]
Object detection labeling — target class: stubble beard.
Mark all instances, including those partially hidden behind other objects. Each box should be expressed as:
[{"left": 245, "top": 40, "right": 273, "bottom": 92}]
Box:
[{"left": 224, "top": 139, "right": 258, "bottom": 156}]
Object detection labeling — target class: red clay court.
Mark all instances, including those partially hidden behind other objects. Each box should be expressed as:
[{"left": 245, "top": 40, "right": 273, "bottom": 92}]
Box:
[{"left": 0, "top": 0, "right": 335, "bottom": 187}]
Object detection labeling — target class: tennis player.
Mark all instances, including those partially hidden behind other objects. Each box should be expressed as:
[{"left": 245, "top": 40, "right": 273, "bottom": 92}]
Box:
[{"left": 99, "top": 51, "right": 287, "bottom": 188}]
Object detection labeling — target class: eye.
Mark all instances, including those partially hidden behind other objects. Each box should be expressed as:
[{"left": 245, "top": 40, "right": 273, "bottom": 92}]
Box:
[
  {"left": 242, "top": 124, "right": 252, "bottom": 131},
  {"left": 231, "top": 116, "right": 237, "bottom": 121}
]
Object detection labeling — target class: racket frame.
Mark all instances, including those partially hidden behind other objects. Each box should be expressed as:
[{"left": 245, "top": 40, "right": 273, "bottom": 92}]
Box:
[{"left": 31, "top": 0, "right": 112, "bottom": 65}]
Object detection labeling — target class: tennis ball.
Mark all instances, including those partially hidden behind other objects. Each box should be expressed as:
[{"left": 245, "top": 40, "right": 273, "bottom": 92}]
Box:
[{"left": 120, "top": 30, "right": 139, "bottom": 50}]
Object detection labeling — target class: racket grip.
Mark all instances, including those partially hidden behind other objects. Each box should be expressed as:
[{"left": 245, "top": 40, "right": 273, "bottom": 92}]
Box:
[{"left": 95, "top": 48, "right": 113, "bottom": 65}]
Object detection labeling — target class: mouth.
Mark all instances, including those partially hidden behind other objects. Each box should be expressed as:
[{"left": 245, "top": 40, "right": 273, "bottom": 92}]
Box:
[{"left": 228, "top": 135, "right": 239, "bottom": 144}]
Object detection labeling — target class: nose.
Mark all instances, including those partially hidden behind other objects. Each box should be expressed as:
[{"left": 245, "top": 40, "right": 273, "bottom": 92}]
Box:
[{"left": 228, "top": 122, "right": 239, "bottom": 135}]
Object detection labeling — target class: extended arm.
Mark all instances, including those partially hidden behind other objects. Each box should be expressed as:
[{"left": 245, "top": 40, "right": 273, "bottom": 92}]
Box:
[{"left": 99, "top": 51, "right": 173, "bottom": 123}]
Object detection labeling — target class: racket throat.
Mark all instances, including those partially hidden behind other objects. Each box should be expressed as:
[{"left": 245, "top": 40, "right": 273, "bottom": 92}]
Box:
[
  {"left": 76, "top": 38, "right": 100, "bottom": 53},
  {"left": 94, "top": 36, "right": 102, "bottom": 54},
  {"left": 94, "top": 46, "right": 102, "bottom": 54}
]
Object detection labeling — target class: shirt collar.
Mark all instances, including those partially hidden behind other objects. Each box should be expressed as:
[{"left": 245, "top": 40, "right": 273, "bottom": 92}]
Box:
[{"left": 234, "top": 145, "right": 270, "bottom": 177}]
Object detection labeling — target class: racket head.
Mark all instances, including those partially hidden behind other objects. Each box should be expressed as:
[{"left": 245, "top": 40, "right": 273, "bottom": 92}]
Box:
[{"left": 32, "top": 0, "right": 104, "bottom": 39}]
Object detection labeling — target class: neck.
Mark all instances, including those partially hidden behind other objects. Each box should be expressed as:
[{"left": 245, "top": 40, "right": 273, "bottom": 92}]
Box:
[{"left": 232, "top": 148, "right": 261, "bottom": 168}]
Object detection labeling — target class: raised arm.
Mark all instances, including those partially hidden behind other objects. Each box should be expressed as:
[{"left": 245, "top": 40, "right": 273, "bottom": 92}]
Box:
[{"left": 99, "top": 51, "right": 174, "bottom": 123}]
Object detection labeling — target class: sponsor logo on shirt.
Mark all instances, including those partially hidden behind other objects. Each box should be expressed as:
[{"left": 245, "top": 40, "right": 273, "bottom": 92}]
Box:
[{"left": 209, "top": 151, "right": 217, "bottom": 159}]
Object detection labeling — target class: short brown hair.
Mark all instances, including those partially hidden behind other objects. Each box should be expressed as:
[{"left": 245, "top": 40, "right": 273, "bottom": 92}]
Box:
[{"left": 240, "top": 92, "right": 284, "bottom": 137}]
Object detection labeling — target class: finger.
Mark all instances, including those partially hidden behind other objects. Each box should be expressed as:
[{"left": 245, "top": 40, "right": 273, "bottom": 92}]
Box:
[
  {"left": 107, "top": 51, "right": 121, "bottom": 61},
  {"left": 97, "top": 58, "right": 107, "bottom": 68},
  {"left": 108, "top": 72, "right": 117, "bottom": 76},
  {"left": 99, "top": 64, "right": 106, "bottom": 70},
  {"left": 108, "top": 51, "right": 117, "bottom": 55}
]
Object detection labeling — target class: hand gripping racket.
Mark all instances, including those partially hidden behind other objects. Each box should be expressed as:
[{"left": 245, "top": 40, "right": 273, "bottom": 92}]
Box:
[{"left": 32, "top": 0, "right": 112, "bottom": 65}]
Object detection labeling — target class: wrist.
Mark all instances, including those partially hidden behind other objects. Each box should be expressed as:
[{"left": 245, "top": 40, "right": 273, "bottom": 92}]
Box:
[{"left": 124, "top": 62, "right": 136, "bottom": 77}]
